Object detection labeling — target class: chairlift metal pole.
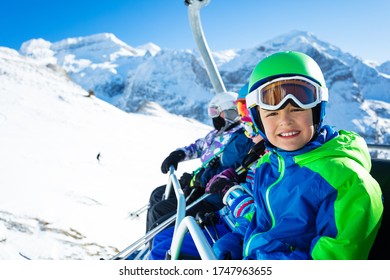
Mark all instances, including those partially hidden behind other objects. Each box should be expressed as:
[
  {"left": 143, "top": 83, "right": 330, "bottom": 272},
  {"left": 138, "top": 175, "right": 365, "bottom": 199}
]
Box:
[
  {"left": 169, "top": 216, "right": 217, "bottom": 260},
  {"left": 110, "top": 193, "right": 210, "bottom": 260},
  {"left": 367, "top": 144, "right": 390, "bottom": 151},
  {"left": 186, "top": 0, "right": 226, "bottom": 94}
]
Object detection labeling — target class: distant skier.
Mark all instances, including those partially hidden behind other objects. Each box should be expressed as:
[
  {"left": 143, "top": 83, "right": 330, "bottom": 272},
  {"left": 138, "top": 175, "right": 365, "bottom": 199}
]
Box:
[
  {"left": 96, "top": 153, "right": 101, "bottom": 162},
  {"left": 86, "top": 89, "right": 95, "bottom": 97}
]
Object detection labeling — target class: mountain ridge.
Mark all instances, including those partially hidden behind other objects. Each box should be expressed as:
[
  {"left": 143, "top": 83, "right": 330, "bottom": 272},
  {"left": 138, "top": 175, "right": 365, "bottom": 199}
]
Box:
[{"left": 15, "top": 30, "right": 390, "bottom": 144}]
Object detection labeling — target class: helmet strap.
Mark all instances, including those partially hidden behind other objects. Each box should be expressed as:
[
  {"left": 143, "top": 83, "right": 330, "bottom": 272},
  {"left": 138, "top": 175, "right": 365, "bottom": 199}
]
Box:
[{"left": 312, "top": 103, "right": 321, "bottom": 131}]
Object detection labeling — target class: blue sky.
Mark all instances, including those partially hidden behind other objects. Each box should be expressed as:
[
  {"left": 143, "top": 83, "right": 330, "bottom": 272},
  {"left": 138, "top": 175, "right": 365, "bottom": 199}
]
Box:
[{"left": 1, "top": 0, "right": 389, "bottom": 63}]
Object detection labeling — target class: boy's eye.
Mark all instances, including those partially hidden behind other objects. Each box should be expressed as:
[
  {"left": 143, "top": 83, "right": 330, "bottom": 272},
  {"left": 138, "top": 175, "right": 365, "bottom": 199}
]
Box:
[{"left": 265, "top": 112, "right": 278, "bottom": 117}]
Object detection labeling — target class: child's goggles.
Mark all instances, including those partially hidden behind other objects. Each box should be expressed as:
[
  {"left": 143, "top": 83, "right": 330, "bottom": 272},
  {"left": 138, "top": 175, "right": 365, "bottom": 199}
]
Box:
[
  {"left": 208, "top": 106, "right": 221, "bottom": 118},
  {"left": 246, "top": 76, "right": 328, "bottom": 111},
  {"left": 236, "top": 98, "right": 250, "bottom": 118}
]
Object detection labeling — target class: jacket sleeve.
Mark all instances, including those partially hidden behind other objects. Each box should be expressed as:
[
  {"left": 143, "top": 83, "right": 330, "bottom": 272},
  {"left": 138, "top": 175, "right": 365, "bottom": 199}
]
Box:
[
  {"left": 229, "top": 191, "right": 255, "bottom": 238},
  {"left": 200, "top": 130, "right": 253, "bottom": 185},
  {"left": 220, "top": 130, "right": 253, "bottom": 170},
  {"left": 310, "top": 170, "right": 383, "bottom": 259},
  {"left": 222, "top": 164, "right": 257, "bottom": 237},
  {"left": 179, "top": 133, "right": 210, "bottom": 161}
]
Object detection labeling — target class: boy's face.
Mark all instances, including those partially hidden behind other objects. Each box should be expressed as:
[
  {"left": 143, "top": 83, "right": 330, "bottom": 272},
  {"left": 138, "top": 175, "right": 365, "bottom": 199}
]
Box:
[{"left": 258, "top": 103, "right": 315, "bottom": 151}]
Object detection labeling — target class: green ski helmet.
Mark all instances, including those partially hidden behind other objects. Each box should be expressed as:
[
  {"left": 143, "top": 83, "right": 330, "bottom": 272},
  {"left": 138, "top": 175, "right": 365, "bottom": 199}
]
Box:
[{"left": 246, "top": 51, "right": 328, "bottom": 140}]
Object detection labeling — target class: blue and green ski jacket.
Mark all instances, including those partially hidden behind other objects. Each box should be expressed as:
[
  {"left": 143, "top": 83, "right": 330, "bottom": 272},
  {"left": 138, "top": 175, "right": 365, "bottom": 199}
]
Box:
[{"left": 243, "top": 125, "right": 383, "bottom": 259}]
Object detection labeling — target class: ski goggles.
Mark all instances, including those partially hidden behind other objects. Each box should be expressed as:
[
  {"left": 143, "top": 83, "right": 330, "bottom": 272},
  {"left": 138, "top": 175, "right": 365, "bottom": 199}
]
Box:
[
  {"left": 235, "top": 99, "right": 257, "bottom": 138},
  {"left": 246, "top": 76, "right": 328, "bottom": 111},
  {"left": 236, "top": 98, "right": 250, "bottom": 118},
  {"left": 208, "top": 106, "right": 222, "bottom": 118}
]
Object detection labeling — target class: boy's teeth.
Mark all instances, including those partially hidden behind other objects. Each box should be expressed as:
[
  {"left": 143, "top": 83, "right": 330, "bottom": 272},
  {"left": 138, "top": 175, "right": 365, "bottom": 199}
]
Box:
[{"left": 281, "top": 131, "right": 298, "bottom": 136}]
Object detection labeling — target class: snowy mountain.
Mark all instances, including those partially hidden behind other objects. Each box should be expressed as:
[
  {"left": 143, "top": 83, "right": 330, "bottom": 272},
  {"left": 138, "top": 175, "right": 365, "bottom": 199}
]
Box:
[
  {"left": 19, "top": 31, "right": 390, "bottom": 145},
  {"left": 0, "top": 47, "right": 211, "bottom": 259},
  {"left": 378, "top": 61, "right": 390, "bottom": 75}
]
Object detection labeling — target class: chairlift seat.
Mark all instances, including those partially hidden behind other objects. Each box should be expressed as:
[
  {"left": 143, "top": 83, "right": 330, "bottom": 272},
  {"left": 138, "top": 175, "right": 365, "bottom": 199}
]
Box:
[{"left": 368, "top": 158, "right": 390, "bottom": 260}]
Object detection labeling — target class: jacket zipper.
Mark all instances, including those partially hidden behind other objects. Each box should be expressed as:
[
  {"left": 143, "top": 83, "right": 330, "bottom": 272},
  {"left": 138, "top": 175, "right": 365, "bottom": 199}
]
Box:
[{"left": 244, "top": 151, "right": 285, "bottom": 257}]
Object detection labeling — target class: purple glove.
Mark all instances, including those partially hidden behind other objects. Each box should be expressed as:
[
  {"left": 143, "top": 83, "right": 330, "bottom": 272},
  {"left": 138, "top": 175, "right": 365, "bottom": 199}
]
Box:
[{"left": 205, "top": 168, "right": 239, "bottom": 196}]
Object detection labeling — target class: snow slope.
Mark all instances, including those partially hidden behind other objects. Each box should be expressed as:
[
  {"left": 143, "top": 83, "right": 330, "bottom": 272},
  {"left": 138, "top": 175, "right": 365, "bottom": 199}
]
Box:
[{"left": 0, "top": 47, "right": 211, "bottom": 259}]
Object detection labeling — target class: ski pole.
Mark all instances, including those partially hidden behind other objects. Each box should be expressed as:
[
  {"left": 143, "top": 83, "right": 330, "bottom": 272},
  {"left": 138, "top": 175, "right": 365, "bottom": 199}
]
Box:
[
  {"left": 195, "top": 212, "right": 219, "bottom": 244},
  {"left": 129, "top": 167, "right": 202, "bottom": 220},
  {"left": 235, "top": 140, "right": 266, "bottom": 175},
  {"left": 110, "top": 193, "right": 211, "bottom": 260},
  {"left": 128, "top": 203, "right": 149, "bottom": 219},
  {"left": 128, "top": 165, "right": 197, "bottom": 220}
]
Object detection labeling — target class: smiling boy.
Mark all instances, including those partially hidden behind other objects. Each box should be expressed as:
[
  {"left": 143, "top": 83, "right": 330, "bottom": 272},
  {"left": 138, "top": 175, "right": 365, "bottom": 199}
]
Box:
[{"left": 238, "top": 51, "right": 383, "bottom": 259}]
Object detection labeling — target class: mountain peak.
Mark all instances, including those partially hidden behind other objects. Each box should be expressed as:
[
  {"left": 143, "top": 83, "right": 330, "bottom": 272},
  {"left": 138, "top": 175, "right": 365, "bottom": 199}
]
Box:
[
  {"left": 51, "top": 32, "right": 142, "bottom": 56},
  {"left": 136, "top": 42, "right": 161, "bottom": 56},
  {"left": 54, "top": 32, "right": 126, "bottom": 47},
  {"left": 19, "top": 38, "right": 56, "bottom": 65},
  {"left": 264, "top": 30, "right": 325, "bottom": 49}
]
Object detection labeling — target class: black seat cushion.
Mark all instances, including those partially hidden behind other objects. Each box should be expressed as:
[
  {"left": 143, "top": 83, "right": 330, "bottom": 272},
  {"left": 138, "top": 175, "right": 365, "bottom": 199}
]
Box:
[{"left": 368, "top": 159, "right": 390, "bottom": 260}]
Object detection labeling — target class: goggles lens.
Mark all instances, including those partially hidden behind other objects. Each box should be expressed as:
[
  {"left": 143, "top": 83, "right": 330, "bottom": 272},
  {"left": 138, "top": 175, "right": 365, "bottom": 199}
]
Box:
[
  {"left": 236, "top": 98, "right": 250, "bottom": 118},
  {"left": 208, "top": 106, "right": 221, "bottom": 118},
  {"left": 247, "top": 76, "right": 327, "bottom": 111}
]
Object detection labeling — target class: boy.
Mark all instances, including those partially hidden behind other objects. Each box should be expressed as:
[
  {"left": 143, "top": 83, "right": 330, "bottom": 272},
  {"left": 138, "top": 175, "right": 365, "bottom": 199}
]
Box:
[{"left": 215, "top": 51, "right": 383, "bottom": 260}]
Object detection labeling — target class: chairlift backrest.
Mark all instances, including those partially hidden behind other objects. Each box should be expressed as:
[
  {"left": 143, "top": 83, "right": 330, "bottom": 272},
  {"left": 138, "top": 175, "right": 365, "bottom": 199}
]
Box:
[{"left": 368, "top": 158, "right": 390, "bottom": 259}]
